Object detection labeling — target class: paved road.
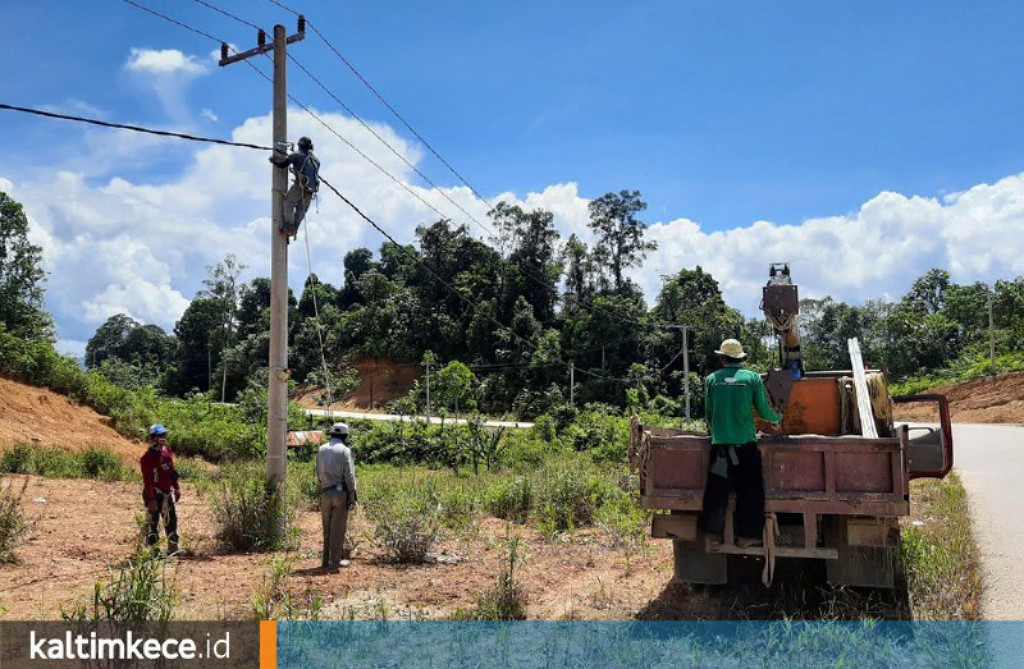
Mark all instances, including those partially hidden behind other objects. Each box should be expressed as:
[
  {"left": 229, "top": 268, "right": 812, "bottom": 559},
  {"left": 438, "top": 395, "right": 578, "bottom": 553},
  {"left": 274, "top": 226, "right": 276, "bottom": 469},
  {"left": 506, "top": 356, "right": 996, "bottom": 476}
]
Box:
[
  {"left": 304, "top": 408, "right": 534, "bottom": 429},
  {"left": 951, "top": 423, "right": 1024, "bottom": 622}
]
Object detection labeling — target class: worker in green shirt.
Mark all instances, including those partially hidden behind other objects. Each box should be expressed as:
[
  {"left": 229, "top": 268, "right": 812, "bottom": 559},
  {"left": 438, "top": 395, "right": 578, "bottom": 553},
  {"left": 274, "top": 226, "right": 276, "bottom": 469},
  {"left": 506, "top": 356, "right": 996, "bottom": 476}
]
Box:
[{"left": 702, "top": 338, "right": 782, "bottom": 547}]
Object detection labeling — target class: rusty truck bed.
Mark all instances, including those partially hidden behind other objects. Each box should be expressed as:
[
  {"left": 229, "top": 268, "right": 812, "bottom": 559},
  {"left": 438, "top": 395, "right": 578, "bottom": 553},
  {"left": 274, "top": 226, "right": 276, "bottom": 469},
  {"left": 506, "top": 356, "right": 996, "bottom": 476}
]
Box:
[{"left": 634, "top": 428, "right": 910, "bottom": 517}]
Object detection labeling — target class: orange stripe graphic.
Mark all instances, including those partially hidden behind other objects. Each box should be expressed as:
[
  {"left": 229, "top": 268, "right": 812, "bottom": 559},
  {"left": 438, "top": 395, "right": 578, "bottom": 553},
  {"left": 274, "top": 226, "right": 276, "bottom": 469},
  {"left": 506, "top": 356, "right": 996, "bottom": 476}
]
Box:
[{"left": 259, "top": 619, "right": 277, "bottom": 669}]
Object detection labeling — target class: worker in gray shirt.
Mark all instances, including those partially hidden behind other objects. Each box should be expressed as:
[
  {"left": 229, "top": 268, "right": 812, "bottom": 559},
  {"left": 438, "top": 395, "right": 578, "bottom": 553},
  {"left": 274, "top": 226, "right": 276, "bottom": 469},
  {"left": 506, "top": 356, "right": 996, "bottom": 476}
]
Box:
[{"left": 316, "top": 422, "right": 358, "bottom": 571}]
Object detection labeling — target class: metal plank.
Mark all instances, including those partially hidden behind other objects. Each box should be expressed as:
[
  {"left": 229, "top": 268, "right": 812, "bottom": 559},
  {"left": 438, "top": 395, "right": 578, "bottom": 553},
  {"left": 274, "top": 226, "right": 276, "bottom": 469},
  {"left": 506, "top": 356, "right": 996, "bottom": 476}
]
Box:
[{"left": 847, "top": 338, "right": 879, "bottom": 438}]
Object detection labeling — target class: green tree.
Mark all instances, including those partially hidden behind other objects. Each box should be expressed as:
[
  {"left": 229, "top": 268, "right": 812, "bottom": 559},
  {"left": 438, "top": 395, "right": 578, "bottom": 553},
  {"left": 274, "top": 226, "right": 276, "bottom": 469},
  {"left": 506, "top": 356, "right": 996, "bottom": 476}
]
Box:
[
  {"left": 198, "top": 255, "right": 247, "bottom": 401},
  {"left": 0, "top": 191, "right": 52, "bottom": 341},
  {"left": 587, "top": 190, "right": 656, "bottom": 293}
]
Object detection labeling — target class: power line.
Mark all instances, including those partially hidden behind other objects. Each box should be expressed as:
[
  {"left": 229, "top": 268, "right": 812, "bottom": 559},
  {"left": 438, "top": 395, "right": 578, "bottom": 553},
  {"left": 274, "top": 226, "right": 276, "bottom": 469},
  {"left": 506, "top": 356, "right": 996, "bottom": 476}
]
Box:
[
  {"left": 0, "top": 102, "right": 273, "bottom": 150},
  {"left": 264, "top": 0, "right": 494, "bottom": 209},
  {"left": 191, "top": 0, "right": 263, "bottom": 32},
  {"left": 117, "top": 0, "right": 679, "bottom": 340}
]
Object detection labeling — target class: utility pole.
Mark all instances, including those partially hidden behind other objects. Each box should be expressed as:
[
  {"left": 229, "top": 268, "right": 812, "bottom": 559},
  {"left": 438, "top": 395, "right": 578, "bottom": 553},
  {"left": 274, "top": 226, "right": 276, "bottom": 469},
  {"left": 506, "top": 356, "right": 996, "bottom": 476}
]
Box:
[
  {"left": 682, "top": 325, "right": 690, "bottom": 421},
  {"left": 569, "top": 361, "right": 575, "bottom": 406},
  {"left": 425, "top": 362, "right": 431, "bottom": 418},
  {"left": 220, "top": 19, "right": 305, "bottom": 541},
  {"left": 989, "top": 289, "right": 996, "bottom": 378}
]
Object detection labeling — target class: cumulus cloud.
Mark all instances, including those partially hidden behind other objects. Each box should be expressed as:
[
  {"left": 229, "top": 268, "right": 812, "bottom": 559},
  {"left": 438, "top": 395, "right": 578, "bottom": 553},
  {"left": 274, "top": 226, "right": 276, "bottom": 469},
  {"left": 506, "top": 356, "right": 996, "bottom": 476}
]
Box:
[
  {"left": 125, "top": 48, "right": 206, "bottom": 75},
  {"left": 4, "top": 104, "right": 1024, "bottom": 356},
  {"left": 200, "top": 108, "right": 219, "bottom": 122}
]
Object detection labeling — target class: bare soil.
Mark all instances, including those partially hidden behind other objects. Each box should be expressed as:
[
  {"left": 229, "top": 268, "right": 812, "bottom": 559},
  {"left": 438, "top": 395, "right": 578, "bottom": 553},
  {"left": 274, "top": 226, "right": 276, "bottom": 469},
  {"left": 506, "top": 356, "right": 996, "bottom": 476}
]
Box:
[
  {"left": 892, "top": 372, "right": 1024, "bottom": 424},
  {"left": 0, "top": 377, "right": 142, "bottom": 461}
]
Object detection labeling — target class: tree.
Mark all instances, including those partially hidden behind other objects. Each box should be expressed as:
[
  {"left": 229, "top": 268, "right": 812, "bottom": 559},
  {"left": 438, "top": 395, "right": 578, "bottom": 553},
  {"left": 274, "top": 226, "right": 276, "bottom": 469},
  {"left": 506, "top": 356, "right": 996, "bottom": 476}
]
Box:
[
  {"left": 0, "top": 191, "right": 52, "bottom": 341},
  {"left": 86, "top": 314, "right": 141, "bottom": 369},
  {"left": 489, "top": 202, "right": 562, "bottom": 325},
  {"left": 587, "top": 190, "right": 657, "bottom": 293},
  {"left": 198, "top": 255, "right": 247, "bottom": 401},
  {"left": 561, "top": 234, "right": 597, "bottom": 310}
]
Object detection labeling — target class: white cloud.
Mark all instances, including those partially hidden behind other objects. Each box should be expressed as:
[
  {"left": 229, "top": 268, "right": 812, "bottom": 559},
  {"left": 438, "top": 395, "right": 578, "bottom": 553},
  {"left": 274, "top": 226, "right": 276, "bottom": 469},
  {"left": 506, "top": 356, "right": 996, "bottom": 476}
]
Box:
[
  {"left": 201, "top": 108, "right": 219, "bottom": 122},
  {"left": 125, "top": 48, "right": 206, "bottom": 75}
]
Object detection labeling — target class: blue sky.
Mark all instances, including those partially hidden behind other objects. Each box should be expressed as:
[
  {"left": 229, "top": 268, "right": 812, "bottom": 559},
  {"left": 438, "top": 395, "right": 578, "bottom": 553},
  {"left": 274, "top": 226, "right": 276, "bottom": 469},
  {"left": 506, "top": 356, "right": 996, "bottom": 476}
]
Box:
[{"left": 2, "top": 1, "right": 1024, "bottom": 356}]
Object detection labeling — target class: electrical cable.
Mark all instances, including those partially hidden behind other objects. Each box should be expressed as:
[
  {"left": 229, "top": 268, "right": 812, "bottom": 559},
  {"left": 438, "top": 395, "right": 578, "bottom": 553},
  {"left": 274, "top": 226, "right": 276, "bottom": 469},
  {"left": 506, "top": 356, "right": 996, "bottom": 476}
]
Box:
[
  {"left": 300, "top": 206, "right": 337, "bottom": 420},
  {"left": 0, "top": 103, "right": 273, "bottom": 150},
  {"left": 123, "top": 0, "right": 676, "bottom": 336},
  {"left": 191, "top": 0, "right": 264, "bottom": 32}
]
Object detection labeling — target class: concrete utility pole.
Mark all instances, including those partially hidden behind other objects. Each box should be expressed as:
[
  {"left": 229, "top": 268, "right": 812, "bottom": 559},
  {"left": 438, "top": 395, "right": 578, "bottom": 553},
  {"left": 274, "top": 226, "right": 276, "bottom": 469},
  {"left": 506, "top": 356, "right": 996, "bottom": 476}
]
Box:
[
  {"left": 569, "top": 361, "right": 575, "bottom": 406},
  {"left": 682, "top": 325, "right": 690, "bottom": 421},
  {"left": 989, "top": 289, "right": 996, "bottom": 377},
  {"left": 220, "top": 19, "right": 305, "bottom": 541}
]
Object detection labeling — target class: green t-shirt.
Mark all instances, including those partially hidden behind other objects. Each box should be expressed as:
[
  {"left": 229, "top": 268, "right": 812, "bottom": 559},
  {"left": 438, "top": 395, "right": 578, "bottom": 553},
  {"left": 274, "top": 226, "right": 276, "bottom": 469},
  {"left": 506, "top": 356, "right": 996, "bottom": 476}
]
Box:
[{"left": 704, "top": 364, "right": 781, "bottom": 445}]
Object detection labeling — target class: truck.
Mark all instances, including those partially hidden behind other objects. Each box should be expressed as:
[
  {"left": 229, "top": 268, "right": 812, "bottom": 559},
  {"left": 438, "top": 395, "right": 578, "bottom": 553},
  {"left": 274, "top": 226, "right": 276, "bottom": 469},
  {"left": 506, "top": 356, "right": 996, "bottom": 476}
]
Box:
[{"left": 629, "top": 263, "right": 953, "bottom": 588}]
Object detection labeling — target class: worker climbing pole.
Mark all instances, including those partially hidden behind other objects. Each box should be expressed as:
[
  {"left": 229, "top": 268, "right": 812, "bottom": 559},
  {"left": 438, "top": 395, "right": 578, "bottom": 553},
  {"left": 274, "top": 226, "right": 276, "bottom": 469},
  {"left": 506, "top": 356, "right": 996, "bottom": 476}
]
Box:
[{"left": 219, "top": 17, "right": 305, "bottom": 542}]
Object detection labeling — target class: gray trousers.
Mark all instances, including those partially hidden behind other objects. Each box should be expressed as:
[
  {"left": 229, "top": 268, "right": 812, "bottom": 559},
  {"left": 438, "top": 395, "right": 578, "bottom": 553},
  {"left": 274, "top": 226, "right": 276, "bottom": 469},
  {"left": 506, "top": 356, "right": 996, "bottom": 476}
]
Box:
[
  {"left": 320, "top": 488, "right": 350, "bottom": 567},
  {"left": 283, "top": 183, "right": 314, "bottom": 231}
]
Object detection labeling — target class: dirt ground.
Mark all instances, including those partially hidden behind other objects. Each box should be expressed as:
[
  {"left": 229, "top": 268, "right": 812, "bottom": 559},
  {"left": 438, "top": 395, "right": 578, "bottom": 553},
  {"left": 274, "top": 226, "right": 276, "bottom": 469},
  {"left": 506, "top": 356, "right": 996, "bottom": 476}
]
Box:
[
  {"left": 892, "top": 372, "right": 1024, "bottom": 424},
  {"left": 0, "top": 474, "right": 683, "bottom": 621}
]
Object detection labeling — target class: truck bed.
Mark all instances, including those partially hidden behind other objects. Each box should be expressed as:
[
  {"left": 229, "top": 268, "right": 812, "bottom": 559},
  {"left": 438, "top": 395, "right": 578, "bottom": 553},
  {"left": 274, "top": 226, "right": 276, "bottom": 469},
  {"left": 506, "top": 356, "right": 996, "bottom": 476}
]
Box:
[{"left": 634, "top": 427, "right": 910, "bottom": 517}]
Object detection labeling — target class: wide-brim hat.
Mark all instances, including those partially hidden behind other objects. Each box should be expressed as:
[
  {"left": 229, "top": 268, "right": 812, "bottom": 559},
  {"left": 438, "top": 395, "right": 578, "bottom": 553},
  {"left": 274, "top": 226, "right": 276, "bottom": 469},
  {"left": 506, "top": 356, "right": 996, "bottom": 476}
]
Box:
[
  {"left": 329, "top": 422, "right": 350, "bottom": 437},
  {"left": 715, "top": 338, "right": 747, "bottom": 359}
]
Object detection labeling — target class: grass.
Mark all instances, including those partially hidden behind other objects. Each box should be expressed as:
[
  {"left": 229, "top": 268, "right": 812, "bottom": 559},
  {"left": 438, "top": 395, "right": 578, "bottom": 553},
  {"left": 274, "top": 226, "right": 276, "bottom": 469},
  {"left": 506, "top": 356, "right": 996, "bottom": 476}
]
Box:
[
  {"left": 454, "top": 532, "right": 527, "bottom": 620},
  {"left": 901, "top": 472, "right": 982, "bottom": 620},
  {"left": 1, "top": 444, "right": 135, "bottom": 481},
  {"left": 251, "top": 555, "right": 323, "bottom": 620}
]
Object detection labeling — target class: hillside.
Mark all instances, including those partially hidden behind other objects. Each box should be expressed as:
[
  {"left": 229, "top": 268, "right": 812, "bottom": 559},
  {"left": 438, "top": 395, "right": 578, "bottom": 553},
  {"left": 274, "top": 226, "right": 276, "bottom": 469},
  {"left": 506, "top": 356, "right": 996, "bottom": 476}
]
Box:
[
  {"left": 0, "top": 377, "right": 142, "bottom": 461},
  {"left": 893, "top": 372, "right": 1024, "bottom": 424}
]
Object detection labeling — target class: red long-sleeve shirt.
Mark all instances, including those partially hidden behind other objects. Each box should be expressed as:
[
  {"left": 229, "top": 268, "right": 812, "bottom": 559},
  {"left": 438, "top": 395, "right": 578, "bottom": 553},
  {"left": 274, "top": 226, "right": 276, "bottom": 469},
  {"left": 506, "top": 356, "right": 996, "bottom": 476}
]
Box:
[{"left": 140, "top": 445, "right": 179, "bottom": 503}]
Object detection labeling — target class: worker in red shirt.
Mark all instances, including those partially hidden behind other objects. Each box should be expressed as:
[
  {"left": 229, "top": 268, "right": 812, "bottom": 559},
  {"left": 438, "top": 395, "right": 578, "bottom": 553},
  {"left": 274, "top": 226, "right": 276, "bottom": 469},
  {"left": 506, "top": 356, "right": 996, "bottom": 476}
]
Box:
[{"left": 140, "top": 424, "right": 180, "bottom": 556}]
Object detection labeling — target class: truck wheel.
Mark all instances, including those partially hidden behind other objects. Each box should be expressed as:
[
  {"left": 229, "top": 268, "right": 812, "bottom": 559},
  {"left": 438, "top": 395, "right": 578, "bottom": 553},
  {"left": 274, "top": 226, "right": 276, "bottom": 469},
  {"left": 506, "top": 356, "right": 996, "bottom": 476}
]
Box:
[{"left": 823, "top": 515, "right": 898, "bottom": 588}]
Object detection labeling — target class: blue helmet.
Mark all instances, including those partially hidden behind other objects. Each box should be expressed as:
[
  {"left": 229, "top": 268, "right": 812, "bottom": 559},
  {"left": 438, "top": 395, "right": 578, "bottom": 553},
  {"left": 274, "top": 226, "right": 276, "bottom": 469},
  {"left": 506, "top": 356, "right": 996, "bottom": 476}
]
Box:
[{"left": 149, "top": 424, "right": 169, "bottom": 437}]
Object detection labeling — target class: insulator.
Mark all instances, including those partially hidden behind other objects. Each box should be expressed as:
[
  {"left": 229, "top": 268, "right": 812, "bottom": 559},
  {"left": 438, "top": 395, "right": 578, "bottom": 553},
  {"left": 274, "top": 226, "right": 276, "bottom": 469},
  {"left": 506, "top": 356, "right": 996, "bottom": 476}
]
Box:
[
  {"left": 298, "top": 15, "right": 306, "bottom": 33},
  {"left": 258, "top": 30, "right": 266, "bottom": 47},
  {"left": 220, "top": 43, "right": 228, "bottom": 61}
]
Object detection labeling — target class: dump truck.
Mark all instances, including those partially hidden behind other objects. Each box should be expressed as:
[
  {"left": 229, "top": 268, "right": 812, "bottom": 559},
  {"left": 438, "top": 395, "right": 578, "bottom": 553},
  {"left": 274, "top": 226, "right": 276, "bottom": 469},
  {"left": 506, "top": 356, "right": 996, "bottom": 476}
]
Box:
[{"left": 629, "top": 263, "right": 953, "bottom": 587}]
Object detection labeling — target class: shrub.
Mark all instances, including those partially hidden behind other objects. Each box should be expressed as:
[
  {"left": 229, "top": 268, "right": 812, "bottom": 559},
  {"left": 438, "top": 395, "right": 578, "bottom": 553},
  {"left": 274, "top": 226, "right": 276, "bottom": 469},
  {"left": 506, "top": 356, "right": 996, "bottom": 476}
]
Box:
[
  {"left": 485, "top": 477, "right": 533, "bottom": 523},
  {"left": 536, "top": 461, "right": 614, "bottom": 532},
  {"left": 80, "top": 447, "right": 127, "bottom": 481},
  {"left": 30, "top": 448, "right": 82, "bottom": 478},
  {"left": 0, "top": 477, "right": 30, "bottom": 563},
  {"left": 595, "top": 488, "right": 648, "bottom": 550},
  {"left": 1, "top": 444, "right": 33, "bottom": 473},
  {"left": 365, "top": 486, "right": 441, "bottom": 564},
  {"left": 210, "top": 464, "right": 294, "bottom": 552}
]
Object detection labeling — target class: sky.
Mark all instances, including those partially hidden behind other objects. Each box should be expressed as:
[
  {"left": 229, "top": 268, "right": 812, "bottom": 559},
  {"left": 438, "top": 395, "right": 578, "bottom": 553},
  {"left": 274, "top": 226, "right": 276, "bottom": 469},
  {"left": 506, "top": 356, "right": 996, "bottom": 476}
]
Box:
[{"left": 1, "top": 0, "right": 1024, "bottom": 358}]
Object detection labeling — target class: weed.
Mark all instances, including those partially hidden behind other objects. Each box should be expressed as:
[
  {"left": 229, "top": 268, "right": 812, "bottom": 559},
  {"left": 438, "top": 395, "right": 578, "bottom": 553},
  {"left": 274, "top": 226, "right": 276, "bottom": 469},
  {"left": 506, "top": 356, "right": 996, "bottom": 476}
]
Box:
[
  {"left": 0, "top": 477, "right": 31, "bottom": 563},
  {"left": 536, "top": 461, "right": 611, "bottom": 532},
  {"left": 595, "top": 489, "right": 648, "bottom": 551},
  {"left": 62, "top": 545, "right": 176, "bottom": 623},
  {"left": 27, "top": 448, "right": 82, "bottom": 478},
  {"left": 210, "top": 463, "right": 295, "bottom": 552},
  {"left": 251, "top": 555, "right": 323, "bottom": 620},
  {"left": 454, "top": 533, "right": 527, "bottom": 620}
]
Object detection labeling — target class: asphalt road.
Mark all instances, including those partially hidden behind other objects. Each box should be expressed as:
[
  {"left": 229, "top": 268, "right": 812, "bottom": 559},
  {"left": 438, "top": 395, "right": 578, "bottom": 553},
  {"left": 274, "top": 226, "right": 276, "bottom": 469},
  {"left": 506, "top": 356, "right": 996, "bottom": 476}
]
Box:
[{"left": 304, "top": 408, "right": 534, "bottom": 429}]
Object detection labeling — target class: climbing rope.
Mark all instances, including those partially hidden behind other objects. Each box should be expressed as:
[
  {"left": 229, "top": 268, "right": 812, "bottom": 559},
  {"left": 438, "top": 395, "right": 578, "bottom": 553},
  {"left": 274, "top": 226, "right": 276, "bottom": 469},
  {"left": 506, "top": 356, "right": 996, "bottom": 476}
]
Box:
[{"left": 300, "top": 212, "right": 335, "bottom": 422}]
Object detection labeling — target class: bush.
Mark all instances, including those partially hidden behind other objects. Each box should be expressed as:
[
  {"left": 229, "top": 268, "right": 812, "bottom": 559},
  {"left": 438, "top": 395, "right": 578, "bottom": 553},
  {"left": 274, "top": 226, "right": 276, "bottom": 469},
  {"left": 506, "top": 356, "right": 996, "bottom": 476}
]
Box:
[
  {"left": 210, "top": 464, "right": 294, "bottom": 552},
  {"left": 1, "top": 444, "right": 33, "bottom": 474},
  {"left": 28, "top": 448, "right": 82, "bottom": 478},
  {"left": 81, "top": 447, "right": 128, "bottom": 481},
  {"left": 365, "top": 483, "right": 441, "bottom": 563},
  {"left": 536, "top": 460, "right": 614, "bottom": 532},
  {"left": 0, "top": 477, "right": 30, "bottom": 563},
  {"left": 485, "top": 477, "right": 533, "bottom": 523}
]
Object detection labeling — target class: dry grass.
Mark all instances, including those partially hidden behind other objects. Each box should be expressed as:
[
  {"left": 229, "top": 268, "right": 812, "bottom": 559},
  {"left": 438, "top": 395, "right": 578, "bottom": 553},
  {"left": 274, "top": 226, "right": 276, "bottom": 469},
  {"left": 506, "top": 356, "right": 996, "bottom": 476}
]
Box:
[{"left": 901, "top": 472, "right": 983, "bottom": 620}]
